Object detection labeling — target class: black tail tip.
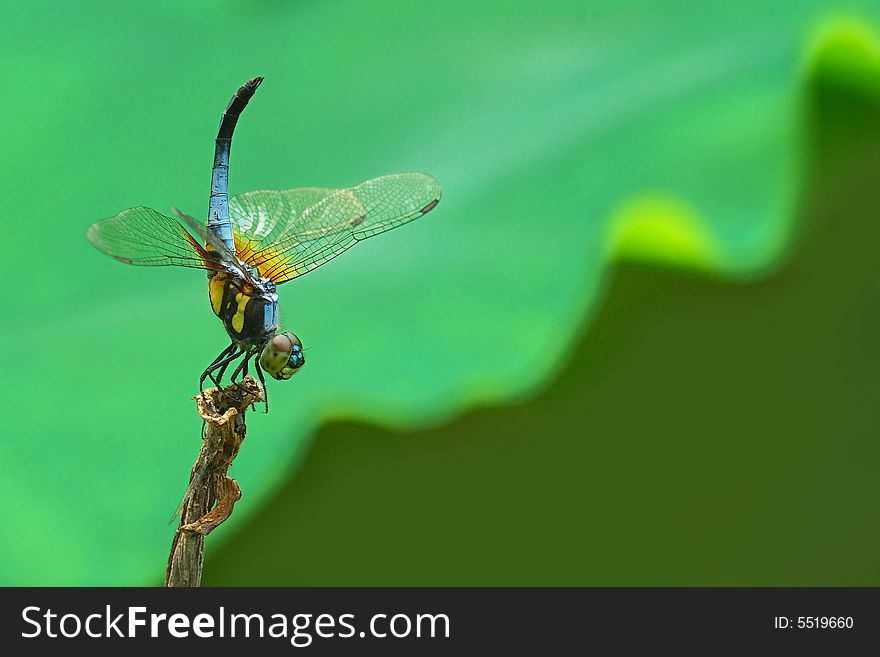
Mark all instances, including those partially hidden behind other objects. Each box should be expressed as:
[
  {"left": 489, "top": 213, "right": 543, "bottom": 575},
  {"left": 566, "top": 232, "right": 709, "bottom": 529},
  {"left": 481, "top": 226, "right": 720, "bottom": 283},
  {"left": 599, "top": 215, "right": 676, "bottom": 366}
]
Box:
[{"left": 247, "top": 76, "right": 265, "bottom": 90}]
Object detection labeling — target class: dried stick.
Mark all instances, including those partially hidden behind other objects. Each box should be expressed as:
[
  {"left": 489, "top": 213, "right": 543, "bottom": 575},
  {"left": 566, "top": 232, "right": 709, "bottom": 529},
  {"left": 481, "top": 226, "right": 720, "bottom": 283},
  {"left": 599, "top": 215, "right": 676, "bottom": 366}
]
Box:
[{"left": 165, "top": 376, "right": 263, "bottom": 587}]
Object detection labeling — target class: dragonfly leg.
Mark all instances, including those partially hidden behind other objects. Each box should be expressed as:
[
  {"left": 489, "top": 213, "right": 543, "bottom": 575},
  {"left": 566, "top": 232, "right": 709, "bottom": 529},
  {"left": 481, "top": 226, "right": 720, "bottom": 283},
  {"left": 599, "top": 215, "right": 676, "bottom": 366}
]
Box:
[
  {"left": 229, "top": 347, "right": 255, "bottom": 384},
  {"left": 213, "top": 351, "right": 241, "bottom": 386},
  {"left": 200, "top": 344, "right": 243, "bottom": 389},
  {"left": 205, "top": 342, "right": 235, "bottom": 380},
  {"left": 200, "top": 342, "right": 236, "bottom": 389},
  {"left": 206, "top": 352, "right": 241, "bottom": 388},
  {"left": 253, "top": 358, "right": 269, "bottom": 413}
]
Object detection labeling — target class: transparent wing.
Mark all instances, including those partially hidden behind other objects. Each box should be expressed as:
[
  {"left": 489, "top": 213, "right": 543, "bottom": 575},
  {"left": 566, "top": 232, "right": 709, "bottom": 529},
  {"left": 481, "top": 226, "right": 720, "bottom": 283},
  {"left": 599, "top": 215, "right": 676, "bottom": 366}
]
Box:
[
  {"left": 229, "top": 187, "right": 336, "bottom": 266},
  {"left": 249, "top": 173, "right": 441, "bottom": 284},
  {"left": 86, "top": 207, "right": 218, "bottom": 270}
]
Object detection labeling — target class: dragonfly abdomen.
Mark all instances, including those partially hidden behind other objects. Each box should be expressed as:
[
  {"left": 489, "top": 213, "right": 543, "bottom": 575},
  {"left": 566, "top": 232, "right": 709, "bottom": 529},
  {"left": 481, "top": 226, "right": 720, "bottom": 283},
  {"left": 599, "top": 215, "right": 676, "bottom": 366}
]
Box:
[{"left": 208, "top": 76, "right": 264, "bottom": 255}]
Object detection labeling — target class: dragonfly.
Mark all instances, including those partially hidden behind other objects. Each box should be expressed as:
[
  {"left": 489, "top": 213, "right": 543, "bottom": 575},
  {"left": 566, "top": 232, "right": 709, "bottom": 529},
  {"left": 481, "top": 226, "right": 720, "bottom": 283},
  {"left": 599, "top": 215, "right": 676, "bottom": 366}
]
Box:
[{"left": 87, "top": 77, "right": 441, "bottom": 410}]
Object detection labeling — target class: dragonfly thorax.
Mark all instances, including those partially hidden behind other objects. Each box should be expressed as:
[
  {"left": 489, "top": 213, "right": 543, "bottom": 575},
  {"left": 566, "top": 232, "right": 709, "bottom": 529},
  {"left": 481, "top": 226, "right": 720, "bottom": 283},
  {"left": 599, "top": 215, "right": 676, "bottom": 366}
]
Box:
[{"left": 208, "top": 270, "right": 279, "bottom": 348}]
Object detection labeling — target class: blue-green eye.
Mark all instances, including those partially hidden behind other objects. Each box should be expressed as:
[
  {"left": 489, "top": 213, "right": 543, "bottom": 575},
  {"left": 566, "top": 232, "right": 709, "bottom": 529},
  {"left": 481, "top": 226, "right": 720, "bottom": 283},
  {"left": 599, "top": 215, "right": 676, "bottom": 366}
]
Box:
[
  {"left": 288, "top": 349, "right": 305, "bottom": 369},
  {"left": 259, "top": 330, "right": 305, "bottom": 380}
]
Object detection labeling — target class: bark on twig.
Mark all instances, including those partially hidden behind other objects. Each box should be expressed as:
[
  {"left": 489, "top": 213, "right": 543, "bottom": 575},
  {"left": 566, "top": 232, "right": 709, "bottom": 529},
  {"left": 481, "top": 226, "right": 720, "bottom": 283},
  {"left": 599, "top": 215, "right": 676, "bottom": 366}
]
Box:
[{"left": 165, "top": 376, "right": 263, "bottom": 587}]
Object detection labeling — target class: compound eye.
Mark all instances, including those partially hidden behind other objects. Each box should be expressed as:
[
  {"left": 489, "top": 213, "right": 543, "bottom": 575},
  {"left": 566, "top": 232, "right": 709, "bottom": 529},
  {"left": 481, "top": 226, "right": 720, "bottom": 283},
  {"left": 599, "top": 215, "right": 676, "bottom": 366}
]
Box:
[
  {"left": 287, "top": 333, "right": 306, "bottom": 370},
  {"left": 259, "top": 332, "right": 296, "bottom": 379},
  {"left": 260, "top": 331, "right": 305, "bottom": 380},
  {"left": 284, "top": 334, "right": 305, "bottom": 373},
  {"left": 270, "top": 333, "right": 293, "bottom": 353}
]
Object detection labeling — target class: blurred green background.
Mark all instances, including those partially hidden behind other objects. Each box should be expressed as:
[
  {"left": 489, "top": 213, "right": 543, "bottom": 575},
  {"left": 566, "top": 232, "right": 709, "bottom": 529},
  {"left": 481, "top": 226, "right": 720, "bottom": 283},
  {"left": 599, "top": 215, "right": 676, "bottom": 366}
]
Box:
[{"left": 1, "top": 1, "right": 879, "bottom": 585}]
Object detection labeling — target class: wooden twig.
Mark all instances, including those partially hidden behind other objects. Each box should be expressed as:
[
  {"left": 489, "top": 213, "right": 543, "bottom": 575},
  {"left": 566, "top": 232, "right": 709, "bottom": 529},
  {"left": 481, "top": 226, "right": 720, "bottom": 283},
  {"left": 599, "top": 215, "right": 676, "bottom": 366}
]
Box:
[{"left": 165, "top": 376, "right": 263, "bottom": 587}]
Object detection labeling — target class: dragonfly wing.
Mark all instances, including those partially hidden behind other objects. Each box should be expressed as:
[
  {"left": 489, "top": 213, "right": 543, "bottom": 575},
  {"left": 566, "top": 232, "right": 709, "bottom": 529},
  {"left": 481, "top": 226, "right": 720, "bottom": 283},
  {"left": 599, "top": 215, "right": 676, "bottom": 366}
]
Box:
[
  {"left": 253, "top": 173, "right": 441, "bottom": 284},
  {"left": 229, "top": 187, "right": 336, "bottom": 265},
  {"left": 86, "top": 207, "right": 218, "bottom": 270}
]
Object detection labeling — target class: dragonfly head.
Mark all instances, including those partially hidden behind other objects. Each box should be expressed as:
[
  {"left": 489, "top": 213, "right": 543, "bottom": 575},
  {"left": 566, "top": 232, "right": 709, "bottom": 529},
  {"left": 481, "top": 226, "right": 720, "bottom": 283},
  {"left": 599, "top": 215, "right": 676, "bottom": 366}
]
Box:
[{"left": 259, "top": 331, "right": 305, "bottom": 380}]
